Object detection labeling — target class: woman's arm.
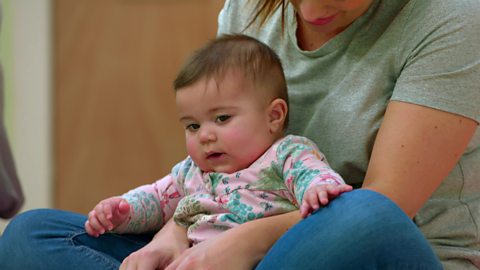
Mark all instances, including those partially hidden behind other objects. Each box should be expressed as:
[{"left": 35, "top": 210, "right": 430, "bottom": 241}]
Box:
[
  {"left": 363, "top": 100, "right": 477, "bottom": 218},
  {"left": 167, "top": 210, "right": 302, "bottom": 270}
]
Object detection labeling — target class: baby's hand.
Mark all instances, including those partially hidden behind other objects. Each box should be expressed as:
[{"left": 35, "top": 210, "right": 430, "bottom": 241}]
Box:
[
  {"left": 300, "top": 184, "right": 352, "bottom": 218},
  {"left": 85, "top": 196, "right": 130, "bottom": 237}
]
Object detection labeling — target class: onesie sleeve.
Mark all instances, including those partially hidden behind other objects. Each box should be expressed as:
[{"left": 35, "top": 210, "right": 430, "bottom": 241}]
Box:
[
  {"left": 279, "top": 136, "right": 345, "bottom": 204},
  {"left": 114, "top": 158, "right": 192, "bottom": 234}
]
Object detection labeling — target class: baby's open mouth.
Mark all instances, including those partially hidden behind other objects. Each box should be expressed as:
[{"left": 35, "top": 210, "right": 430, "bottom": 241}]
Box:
[{"left": 207, "top": 152, "right": 223, "bottom": 159}]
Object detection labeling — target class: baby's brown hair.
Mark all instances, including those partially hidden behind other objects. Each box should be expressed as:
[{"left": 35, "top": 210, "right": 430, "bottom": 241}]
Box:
[{"left": 173, "top": 34, "right": 289, "bottom": 128}]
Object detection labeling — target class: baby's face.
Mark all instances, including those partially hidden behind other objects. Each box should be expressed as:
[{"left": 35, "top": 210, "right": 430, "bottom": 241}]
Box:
[{"left": 175, "top": 70, "right": 277, "bottom": 173}]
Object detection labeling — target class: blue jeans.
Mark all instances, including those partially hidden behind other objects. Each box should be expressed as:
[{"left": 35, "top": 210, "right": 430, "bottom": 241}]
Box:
[
  {"left": 0, "top": 189, "right": 442, "bottom": 270},
  {"left": 255, "top": 190, "right": 443, "bottom": 270}
]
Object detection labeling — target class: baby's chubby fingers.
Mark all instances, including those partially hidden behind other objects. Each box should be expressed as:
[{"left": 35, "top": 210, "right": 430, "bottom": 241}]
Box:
[
  {"left": 308, "top": 185, "right": 332, "bottom": 205},
  {"left": 300, "top": 184, "right": 353, "bottom": 219},
  {"left": 110, "top": 199, "right": 131, "bottom": 227},
  {"left": 93, "top": 202, "right": 115, "bottom": 231},
  {"left": 317, "top": 188, "right": 330, "bottom": 205},
  {"left": 85, "top": 196, "right": 129, "bottom": 237},
  {"left": 300, "top": 188, "right": 324, "bottom": 218},
  {"left": 85, "top": 211, "right": 106, "bottom": 237},
  {"left": 325, "top": 184, "right": 353, "bottom": 197},
  {"left": 85, "top": 220, "right": 99, "bottom": 237},
  {"left": 339, "top": 184, "right": 353, "bottom": 192}
]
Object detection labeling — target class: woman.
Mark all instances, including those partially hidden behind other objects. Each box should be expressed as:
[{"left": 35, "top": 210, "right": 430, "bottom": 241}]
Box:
[
  {"left": 166, "top": 0, "right": 480, "bottom": 269},
  {"left": 0, "top": 0, "right": 478, "bottom": 269}
]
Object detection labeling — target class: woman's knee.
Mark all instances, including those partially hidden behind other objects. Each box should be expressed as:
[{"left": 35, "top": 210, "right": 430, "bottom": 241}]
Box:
[
  {"left": 3, "top": 208, "right": 85, "bottom": 243},
  {"left": 300, "top": 189, "right": 412, "bottom": 238},
  {"left": 306, "top": 189, "right": 432, "bottom": 251},
  {"left": 0, "top": 209, "right": 62, "bottom": 265},
  {"left": 257, "top": 189, "right": 442, "bottom": 269},
  {"left": 3, "top": 209, "right": 52, "bottom": 239}
]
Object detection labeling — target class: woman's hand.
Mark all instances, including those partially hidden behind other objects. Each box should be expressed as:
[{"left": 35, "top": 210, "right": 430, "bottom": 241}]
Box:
[
  {"left": 120, "top": 238, "right": 180, "bottom": 270},
  {"left": 165, "top": 230, "right": 259, "bottom": 270},
  {"left": 165, "top": 234, "right": 250, "bottom": 270},
  {"left": 120, "top": 219, "right": 189, "bottom": 270},
  {"left": 166, "top": 211, "right": 301, "bottom": 270}
]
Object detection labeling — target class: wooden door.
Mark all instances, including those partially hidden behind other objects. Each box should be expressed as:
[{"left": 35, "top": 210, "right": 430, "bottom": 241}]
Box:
[{"left": 54, "top": 0, "right": 224, "bottom": 213}]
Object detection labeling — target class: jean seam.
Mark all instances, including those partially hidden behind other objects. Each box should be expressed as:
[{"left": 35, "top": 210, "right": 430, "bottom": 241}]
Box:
[
  {"left": 384, "top": 263, "right": 443, "bottom": 270},
  {"left": 67, "top": 231, "right": 119, "bottom": 270},
  {"left": 106, "top": 232, "right": 150, "bottom": 247}
]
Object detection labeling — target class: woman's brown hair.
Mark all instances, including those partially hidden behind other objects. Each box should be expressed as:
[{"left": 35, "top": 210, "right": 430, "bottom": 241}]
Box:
[{"left": 245, "top": 0, "right": 289, "bottom": 31}]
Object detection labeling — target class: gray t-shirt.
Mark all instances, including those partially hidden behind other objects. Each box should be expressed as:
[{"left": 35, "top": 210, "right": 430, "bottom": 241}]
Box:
[{"left": 218, "top": 0, "right": 480, "bottom": 268}]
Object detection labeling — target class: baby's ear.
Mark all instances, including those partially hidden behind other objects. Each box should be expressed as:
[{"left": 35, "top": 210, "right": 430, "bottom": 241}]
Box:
[{"left": 267, "top": 98, "right": 288, "bottom": 134}]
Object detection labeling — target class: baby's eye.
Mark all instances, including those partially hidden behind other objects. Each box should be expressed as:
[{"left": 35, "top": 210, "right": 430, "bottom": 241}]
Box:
[
  {"left": 215, "top": 115, "right": 231, "bottom": 123},
  {"left": 185, "top": 123, "right": 200, "bottom": 131}
]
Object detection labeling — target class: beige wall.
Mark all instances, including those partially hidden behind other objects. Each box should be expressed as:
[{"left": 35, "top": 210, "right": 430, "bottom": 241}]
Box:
[{"left": 0, "top": 0, "right": 52, "bottom": 232}]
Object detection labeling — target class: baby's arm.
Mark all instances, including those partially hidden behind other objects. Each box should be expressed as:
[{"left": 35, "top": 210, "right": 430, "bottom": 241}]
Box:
[
  {"left": 115, "top": 175, "right": 184, "bottom": 234},
  {"left": 119, "top": 158, "right": 198, "bottom": 269},
  {"left": 111, "top": 159, "right": 191, "bottom": 234},
  {"left": 85, "top": 174, "right": 185, "bottom": 236},
  {"left": 281, "top": 137, "right": 352, "bottom": 218}
]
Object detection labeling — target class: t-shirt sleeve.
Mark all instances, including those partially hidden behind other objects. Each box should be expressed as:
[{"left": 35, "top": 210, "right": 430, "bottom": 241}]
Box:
[
  {"left": 114, "top": 158, "right": 191, "bottom": 234},
  {"left": 392, "top": 1, "right": 480, "bottom": 123}
]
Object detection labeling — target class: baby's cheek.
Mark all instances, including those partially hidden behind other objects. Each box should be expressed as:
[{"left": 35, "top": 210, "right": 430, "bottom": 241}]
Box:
[
  {"left": 184, "top": 137, "right": 191, "bottom": 151},
  {"left": 186, "top": 140, "right": 207, "bottom": 169},
  {"left": 185, "top": 139, "right": 199, "bottom": 158},
  {"left": 224, "top": 123, "right": 257, "bottom": 142},
  {"left": 224, "top": 126, "right": 266, "bottom": 160},
  {"left": 223, "top": 127, "right": 243, "bottom": 143}
]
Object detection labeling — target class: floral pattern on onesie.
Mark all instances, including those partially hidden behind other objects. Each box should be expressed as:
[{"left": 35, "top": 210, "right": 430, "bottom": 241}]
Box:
[{"left": 118, "top": 135, "right": 344, "bottom": 244}]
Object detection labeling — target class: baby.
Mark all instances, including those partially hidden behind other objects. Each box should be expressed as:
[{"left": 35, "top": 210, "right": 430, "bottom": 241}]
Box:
[{"left": 85, "top": 34, "right": 352, "bottom": 245}]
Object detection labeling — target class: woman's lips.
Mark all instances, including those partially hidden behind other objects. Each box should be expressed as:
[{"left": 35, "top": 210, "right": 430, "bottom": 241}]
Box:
[{"left": 307, "top": 14, "right": 338, "bottom": 26}]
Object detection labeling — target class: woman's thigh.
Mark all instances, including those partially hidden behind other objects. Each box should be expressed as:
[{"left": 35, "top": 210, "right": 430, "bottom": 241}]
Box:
[
  {"left": 0, "top": 208, "right": 152, "bottom": 270},
  {"left": 256, "top": 189, "right": 443, "bottom": 270}
]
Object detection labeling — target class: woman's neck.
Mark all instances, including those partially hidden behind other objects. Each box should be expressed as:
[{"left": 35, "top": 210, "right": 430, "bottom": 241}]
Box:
[{"left": 294, "top": 0, "right": 374, "bottom": 51}]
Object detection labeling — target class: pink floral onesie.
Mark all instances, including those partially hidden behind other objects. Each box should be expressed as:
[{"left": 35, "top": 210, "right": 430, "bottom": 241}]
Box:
[{"left": 115, "top": 135, "right": 345, "bottom": 244}]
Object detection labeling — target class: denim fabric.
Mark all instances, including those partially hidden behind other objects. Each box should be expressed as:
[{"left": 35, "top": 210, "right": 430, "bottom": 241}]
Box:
[
  {"left": 0, "top": 190, "right": 443, "bottom": 270},
  {"left": 256, "top": 189, "right": 443, "bottom": 270},
  {"left": 0, "top": 209, "right": 152, "bottom": 270}
]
